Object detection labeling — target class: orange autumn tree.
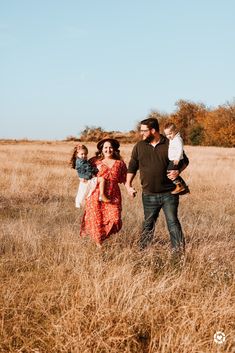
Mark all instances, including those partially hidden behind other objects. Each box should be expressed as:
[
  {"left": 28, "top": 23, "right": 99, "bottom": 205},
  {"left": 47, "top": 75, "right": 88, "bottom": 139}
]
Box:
[
  {"left": 69, "top": 100, "right": 234, "bottom": 147},
  {"left": 203, "top": 103, "right": 235, "bottom": 147},
  {"left": 169, "top": 100, "right": 207, "bottom": 145},
  {"left": 150, "top": 99, "right": 235, "bottom": 147}
]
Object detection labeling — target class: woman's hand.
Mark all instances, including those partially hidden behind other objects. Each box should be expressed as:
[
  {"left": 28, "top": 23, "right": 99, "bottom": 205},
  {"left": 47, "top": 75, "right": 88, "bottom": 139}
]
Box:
[{"left": 125, "top": 184, "right": 137, "bottom": 198}]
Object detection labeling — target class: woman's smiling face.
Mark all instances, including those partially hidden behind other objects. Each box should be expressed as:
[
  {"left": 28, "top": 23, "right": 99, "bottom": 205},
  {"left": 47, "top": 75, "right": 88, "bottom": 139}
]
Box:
[{"left": 102, "top": 141, "right": 114, "bottom": 158}]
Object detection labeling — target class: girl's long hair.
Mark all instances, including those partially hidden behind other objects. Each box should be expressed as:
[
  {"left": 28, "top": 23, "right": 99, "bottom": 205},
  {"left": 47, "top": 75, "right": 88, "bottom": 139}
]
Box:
[{"left": 69, "top": 144, "right": 88, "bottom": 169}]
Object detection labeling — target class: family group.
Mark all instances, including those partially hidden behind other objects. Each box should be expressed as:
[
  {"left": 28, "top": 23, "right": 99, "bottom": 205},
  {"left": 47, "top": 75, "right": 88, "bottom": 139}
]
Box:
[{"left": 70, "top": 117, "right": 189, "bottom": 252}]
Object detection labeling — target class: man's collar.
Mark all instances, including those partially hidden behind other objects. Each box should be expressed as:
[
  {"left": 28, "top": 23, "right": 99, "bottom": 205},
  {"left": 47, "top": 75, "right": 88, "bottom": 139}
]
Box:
[{"left": 143, "top": 134, "right": 166, "bottom": 145}]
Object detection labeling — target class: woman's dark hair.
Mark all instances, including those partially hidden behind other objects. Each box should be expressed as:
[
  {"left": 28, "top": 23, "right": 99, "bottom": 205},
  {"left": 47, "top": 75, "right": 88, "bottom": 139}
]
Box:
[
  {"left": 140, "top": 117, "right": 159, "bottom": 132},
  {"left": 95, "top": 139, "right": 121, "bottom": 160}
]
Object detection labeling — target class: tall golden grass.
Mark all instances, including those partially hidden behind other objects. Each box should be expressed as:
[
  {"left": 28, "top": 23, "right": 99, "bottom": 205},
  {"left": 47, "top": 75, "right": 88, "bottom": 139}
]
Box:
[{"left": 0, "top": 141, "right": 234, "bottom": 353}]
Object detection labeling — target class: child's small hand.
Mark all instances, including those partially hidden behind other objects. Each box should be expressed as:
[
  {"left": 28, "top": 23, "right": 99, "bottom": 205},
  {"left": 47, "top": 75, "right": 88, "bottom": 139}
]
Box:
[
  {"left": 167, "top": 170, "right": 179, "bottom": 180},
  {"left": 79, "top": 178, "right": 88, "bottom": 183}
]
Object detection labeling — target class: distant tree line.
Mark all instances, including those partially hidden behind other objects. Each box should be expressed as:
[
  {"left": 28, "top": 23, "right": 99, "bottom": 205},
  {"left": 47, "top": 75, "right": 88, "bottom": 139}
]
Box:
[
  {"left": 157, "top": 99, "right": 235, "bottom": 147},
  {"left": 66, "top": 99, "right": 235, "bottom": 147}
]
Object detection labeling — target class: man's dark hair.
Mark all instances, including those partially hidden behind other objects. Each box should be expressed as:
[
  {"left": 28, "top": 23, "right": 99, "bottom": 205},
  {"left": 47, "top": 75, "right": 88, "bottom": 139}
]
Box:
[{"left": 140, "top": 118, "right": 159, "bottom": 132}]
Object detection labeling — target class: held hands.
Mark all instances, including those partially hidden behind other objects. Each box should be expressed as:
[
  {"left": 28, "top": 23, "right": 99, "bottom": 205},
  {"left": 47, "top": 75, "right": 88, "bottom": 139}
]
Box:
[{"left": 125, "top": 185, "right": 137, "bottom": 198}]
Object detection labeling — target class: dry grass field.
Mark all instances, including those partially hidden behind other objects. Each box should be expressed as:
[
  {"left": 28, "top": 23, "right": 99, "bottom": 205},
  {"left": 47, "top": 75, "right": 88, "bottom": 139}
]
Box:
[{"left": 0, "top": 141, "right": 234, "bottom": 353}]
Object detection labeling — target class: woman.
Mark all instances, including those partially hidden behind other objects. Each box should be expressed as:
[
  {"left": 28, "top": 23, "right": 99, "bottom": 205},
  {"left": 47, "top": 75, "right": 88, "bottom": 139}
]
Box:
[{"left": 80, "top": 138, "right": 127, "bottom": 245}]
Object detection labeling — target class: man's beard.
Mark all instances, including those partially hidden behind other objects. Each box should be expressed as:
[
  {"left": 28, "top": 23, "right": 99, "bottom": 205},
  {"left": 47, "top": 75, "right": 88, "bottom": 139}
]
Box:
[{"left": 144, "top": 134, "right": 155, "bottom": 143}]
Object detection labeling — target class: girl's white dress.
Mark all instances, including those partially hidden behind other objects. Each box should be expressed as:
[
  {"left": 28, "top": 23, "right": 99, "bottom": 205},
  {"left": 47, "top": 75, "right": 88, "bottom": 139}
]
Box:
[{"left": 75, "top": 177, "right": 98, "bottom": 208}]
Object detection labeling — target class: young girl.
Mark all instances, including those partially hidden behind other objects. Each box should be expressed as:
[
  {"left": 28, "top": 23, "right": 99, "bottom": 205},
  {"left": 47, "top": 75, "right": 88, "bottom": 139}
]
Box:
[
  {"left": 164, "top": 122, "right": 189, "bottom": 195},
  {"left": 70, "top": 144, "right": 110, "bottom": 208}
]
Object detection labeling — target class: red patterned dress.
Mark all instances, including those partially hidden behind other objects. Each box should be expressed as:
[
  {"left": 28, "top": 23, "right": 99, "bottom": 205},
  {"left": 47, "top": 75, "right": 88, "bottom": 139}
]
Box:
[{"left": 80, "top": 158, "right": 127, "bottom": 244}]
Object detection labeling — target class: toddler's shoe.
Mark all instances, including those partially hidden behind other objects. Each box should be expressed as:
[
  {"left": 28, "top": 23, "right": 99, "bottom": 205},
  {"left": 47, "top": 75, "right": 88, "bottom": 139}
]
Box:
[
  {"left": 179, "top": 186, "right": 190, "bottom": 195},
  {"left": 171, "top": 183, "right": 185, "bottom": 195}
]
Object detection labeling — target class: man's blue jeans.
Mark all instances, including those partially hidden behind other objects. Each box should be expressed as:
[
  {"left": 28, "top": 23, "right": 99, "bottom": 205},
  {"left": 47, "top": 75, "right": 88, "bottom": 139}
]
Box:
[{"left": 140, "top": 192, "right": 185, "bottom": 250}]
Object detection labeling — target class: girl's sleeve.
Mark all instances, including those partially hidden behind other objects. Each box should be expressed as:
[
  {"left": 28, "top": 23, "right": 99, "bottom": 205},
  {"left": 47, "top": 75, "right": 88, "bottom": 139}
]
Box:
[
  {"left": 89, "top": 157, "right": 100, "bottom": 176},
  {"left": 91, "top": 165, "right": 99, "bottom": 175},
  {"left": 118, "top": 160, "right": 127, "bottom": 184},
  {"left": 75, "top": 159, "right": 81, "bottom": 172}
]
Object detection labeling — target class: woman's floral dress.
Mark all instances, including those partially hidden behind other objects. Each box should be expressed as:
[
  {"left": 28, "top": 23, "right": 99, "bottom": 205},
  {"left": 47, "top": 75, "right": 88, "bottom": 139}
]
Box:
[{"left": 80, "top": 158, "right": 127, "bottom": 244}]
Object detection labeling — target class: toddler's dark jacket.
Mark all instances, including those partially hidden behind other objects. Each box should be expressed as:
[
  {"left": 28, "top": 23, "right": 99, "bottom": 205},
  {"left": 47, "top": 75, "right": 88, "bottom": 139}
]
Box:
[{"left": 75, "top": 158, "right": 98, "bottom": 180}]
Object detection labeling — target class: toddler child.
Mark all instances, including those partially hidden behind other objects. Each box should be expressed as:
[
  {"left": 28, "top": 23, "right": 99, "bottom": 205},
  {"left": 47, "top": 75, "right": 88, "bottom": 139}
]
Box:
[
  {"left": 164, "top": 122, "right": 189, "bottom": 195},
  {"left": 70, "top": 144, "right": 110, "bottom": 208}
]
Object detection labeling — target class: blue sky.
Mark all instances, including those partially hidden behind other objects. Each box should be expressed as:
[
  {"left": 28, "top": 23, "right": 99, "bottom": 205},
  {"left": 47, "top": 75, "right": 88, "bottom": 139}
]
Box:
[{"left": 1, "top": 0, "right": 234, "bottom": 140}]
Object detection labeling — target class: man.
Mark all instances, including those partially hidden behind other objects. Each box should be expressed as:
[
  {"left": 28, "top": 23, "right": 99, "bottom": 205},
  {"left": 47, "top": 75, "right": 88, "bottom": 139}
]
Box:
[{"left": 125, "top": 117, "right": 189, "bottom": 252}]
